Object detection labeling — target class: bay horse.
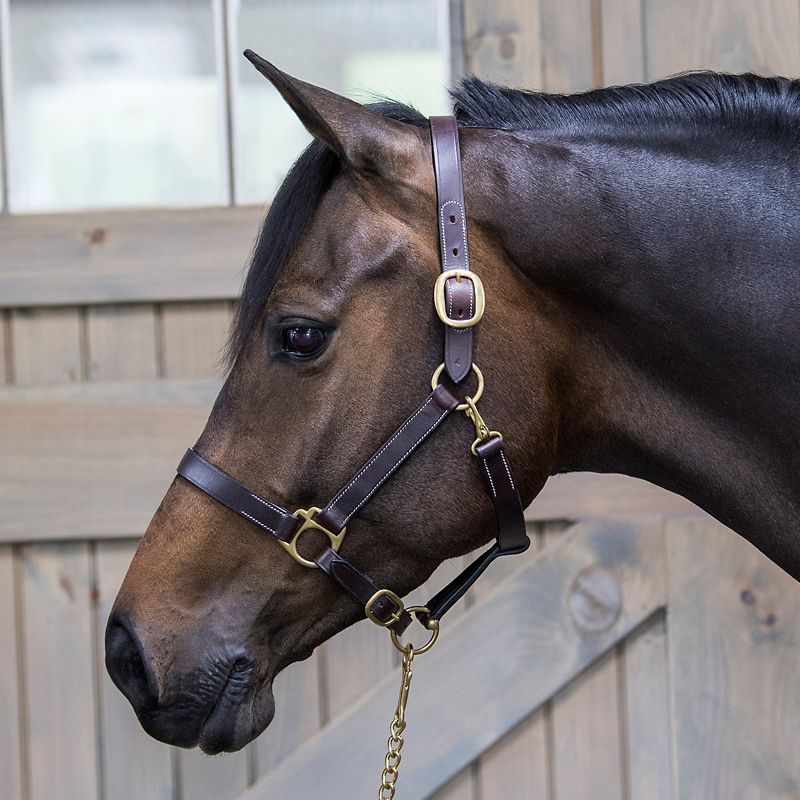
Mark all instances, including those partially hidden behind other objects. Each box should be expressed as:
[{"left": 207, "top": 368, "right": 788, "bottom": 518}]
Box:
[{"left": 106, "top": 53, "right": 800, "bottom": 756}]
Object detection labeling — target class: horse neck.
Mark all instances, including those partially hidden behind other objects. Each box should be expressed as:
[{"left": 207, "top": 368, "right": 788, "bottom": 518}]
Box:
[{"left": 469, "top": 127, "right": 800, "bottom": 579}]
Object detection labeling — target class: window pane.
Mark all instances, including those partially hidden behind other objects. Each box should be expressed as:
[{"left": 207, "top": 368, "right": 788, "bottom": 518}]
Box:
[
  {"left": 7, "top": 0, "right": 226, "bottom": 212},
  {"left": 235, "top": 0, "right": 449, "bottom": 204}
]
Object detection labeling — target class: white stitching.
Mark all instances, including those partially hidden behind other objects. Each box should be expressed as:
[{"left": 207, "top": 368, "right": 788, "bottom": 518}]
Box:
[
  {"left": 250, "top": 492, "right": 285, "bottom": 515},
  {"left": 482, "top": 459, "right": 497, "bottom": 498},
  {"left": 500, "top": 451, "right": 516, "bottom": 491},
  {"left": 326, "top": 397, "right": 434, "bottom": 509},
  {"left": 340, "top": 407, "right": 449, "bottom": 525},
  {"left": 439, "top": 200, "right": 469, "bottom": 269},
  {"left": 241, "top": 511, "right": 278, "bottom": 536}
]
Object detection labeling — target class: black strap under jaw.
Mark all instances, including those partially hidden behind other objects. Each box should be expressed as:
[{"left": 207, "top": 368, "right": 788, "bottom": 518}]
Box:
[{"left": 174, "top": 114, "right": 530, "bottom": 641}]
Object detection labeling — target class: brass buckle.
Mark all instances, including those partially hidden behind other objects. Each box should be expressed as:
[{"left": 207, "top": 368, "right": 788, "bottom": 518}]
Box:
[
  {"left": 283, "top": 507, "right": 346, "bottom": 569},
  {"left": 365, "top": 588, "right": 406, "bottom": 628},
  {"left": 433, "top": 269, "right": 485, "bottom": 328}
]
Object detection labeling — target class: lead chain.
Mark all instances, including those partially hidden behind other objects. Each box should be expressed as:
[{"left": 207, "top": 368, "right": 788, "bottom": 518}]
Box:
[{"left": 378, "top": 646, "right": 415, "bottom": 799}]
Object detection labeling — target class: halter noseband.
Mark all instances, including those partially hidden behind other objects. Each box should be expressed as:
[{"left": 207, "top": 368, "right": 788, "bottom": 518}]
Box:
[{"left": 176, "top": 115, "right": 529, "bottom": 641}]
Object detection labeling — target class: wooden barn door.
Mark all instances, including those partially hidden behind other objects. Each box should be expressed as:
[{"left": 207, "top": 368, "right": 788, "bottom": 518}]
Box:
[{"left": 235, "top": 516, "right": 800, "bottom": 800}]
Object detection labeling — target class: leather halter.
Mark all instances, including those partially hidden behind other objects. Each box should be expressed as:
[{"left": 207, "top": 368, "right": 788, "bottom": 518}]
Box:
[{"left": 176, "top": 115, "right": 529, "bottom": 639}]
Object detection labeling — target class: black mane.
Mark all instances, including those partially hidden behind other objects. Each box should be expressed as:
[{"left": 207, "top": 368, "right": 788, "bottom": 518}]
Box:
[
  {"left": 228, "top": 71, "right": 800, "bottom": 364},
  {"left": 454, "top": 71, "right": 800, "bottom": 135}
]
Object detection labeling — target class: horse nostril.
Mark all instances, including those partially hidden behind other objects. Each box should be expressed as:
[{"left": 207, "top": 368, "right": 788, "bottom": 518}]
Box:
[{"left": 105, "top": 613, "right": 155, "bottom": 710}]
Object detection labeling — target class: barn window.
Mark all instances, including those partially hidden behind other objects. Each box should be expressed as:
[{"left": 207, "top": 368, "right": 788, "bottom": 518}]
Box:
[{"left": 0, "top": 0, "right": 451, "bottom": 213}]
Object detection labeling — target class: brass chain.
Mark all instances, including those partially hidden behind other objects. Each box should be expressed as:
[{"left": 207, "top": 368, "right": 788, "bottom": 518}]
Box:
[{"left": 378, "top": 646, "right": 414, "bottom": 799}]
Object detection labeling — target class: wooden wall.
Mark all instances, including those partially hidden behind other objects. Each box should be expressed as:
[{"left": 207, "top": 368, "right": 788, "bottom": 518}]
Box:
[
  {"left": 460, "top": 0, "right": 800, "bottom": 92},
  {"left": 2, "top": 1, "right": 800, "bottom": 799}
]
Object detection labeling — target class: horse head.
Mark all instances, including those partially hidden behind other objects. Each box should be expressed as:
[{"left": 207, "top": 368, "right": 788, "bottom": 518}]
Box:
[{"left": 105, "top": 54, "right": 561, "bottom": 753}]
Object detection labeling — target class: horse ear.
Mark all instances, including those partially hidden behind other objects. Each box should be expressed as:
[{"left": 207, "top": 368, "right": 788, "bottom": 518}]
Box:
[{"left": 243, "top": 49, "right": 426, "bottom": 176}]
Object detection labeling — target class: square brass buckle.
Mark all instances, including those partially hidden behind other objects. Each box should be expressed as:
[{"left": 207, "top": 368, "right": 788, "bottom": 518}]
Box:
[
  {"left": 365, "top": 588, "right": 405, "bottom": 628},
  {"left": 283, "top": 507, "right": 346, "bottom": 569}
]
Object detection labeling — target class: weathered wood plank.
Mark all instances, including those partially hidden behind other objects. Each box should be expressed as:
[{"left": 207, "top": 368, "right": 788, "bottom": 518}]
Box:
[
  {"left": 540, "top": 0, "right": 595, "bottom": 91},
  {"left": 0, "top": 207, "right": 263, "bottom": 308},
  {"left": 622, "top": 612, "right": 672, "bottom": 800},
  {"left": 324, "top": 618, "right": 397, "bottom": 721},
  {"left": 601, "top": 0, "right": 647, "bottom": 84},
  {"left": 643, "top": 0, "right": 800, "bottom": 79},
  {"left": 542, "top": 521, "right": 625, "bottom": 800},
  {"left": 0, "top": 376, "right": 219, "bottom": 406},
  {"left": 255, "top": 652, "right": 323, "bottom": 775},
  {"left": 475, "top": 526, "right": 548, "bottom": 799},
  {"left": 180, "top": 749, "right": 250, "bottom": 800},
  {"left": 11, "top": 308, "right": 82, "bottom": 385},
  {"left": 0, "top": 546, "right": 23, "bottom": 800},
  {"left": 478, "top": 712, "right": 549, "bottom": 799},
  {"left": 86, "top": 305, "right": 158, "bottom": 382},
  {"left": 160, "top": 301, "right": 233, "bottom": 379},
  {"left": 240, "top": 518, "right": 667, "bottom": 800},
  {"left": 527, "top": 472, "right": 700, "bottom": 520},
  {"left": 666, "top": 517, "right": 800, "bottom": 799},
  {"left": 428, "top": 768, "right": 476, "bottom": 800},
  {"left": 95, "top": 540, "right": 174, "bottom": 800},
  {"left": 462, "top": 0, "right": 542, "bottom": 88},
  {"left": 21, "top": 542, "right": 99, "bottom": 800},
  {"left": 0, "top": 380, "right": 217, "bottom": 542},
  {"left": 551, "top": 648, "right": 624, "bottom": 799},
  {"left": 0, "top": 312, "right": 9, "bottom": 384}
]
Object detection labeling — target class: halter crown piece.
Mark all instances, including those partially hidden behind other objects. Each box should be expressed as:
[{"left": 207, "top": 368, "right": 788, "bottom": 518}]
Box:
[{"left": 175, "top": 116, "right": 529, "bottom": 799}]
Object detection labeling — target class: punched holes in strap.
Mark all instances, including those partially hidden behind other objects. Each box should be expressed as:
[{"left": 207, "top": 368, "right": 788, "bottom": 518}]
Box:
[{"left": 430, "top": 115, "right": 475, "bottom": 384}]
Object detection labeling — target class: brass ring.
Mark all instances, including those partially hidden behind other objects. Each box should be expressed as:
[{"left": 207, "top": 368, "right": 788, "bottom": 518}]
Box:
[
  {"left": 430, "top": 363, "right": 484, "bottom": 411},
  {"left": 390, "top": 605, "right": 440, "bottom": 655}
]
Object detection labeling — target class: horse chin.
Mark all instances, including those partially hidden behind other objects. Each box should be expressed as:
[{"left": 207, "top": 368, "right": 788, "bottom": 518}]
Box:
[{"left": 198, "top": 679, "right": 276, "bottom": 755}]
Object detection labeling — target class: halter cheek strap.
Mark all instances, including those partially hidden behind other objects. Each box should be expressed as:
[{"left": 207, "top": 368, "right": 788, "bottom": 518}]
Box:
[
  {"left": 430, "top": 115, "right": 482, "bottom": 383},
  {"left": 175, "top": 115, "right": 529, "bottom": 638}
]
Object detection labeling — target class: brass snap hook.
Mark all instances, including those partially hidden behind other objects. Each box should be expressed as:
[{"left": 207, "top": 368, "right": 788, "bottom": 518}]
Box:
[{"left": 464, "top": 396, "right": 502, "bottom": 456}]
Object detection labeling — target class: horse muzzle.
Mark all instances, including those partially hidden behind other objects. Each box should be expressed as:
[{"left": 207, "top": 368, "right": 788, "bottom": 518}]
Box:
[{"left": 105, "top": 610, "right": 274, "bottom": 754}]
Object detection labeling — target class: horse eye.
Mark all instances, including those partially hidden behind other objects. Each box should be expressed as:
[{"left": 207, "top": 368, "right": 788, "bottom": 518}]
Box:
[{"left": 282, "top": 325, "right": 326, "bottom": 357}]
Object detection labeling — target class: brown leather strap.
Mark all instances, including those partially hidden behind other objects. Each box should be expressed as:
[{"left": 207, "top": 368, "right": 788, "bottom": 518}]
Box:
[
  {"left": 430, "top": 115, "right": 474, "bottom": 383},
  {"left": 315, "top": 548, "right": 412, "bottom": 633},
  {"left": 178, "top": 448, "right": 412, "bottom": 631},
  {"left": 177, "top": 449, "right": 299, "bottom": 541},
  {"left": 176, "top": 386, "right": 460, "bottom": 632},
  {"left": 316, "top": 385, "right": 459, "bottom": 532},
  {"left": 420, "top": 435, "right": 529, "bottom": 623},
  {"left": 474, "top": 435, "right": 528, "bottom": 553},
  {"left": 174, "top": 116, "right": 530, "bottom": 639}
]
